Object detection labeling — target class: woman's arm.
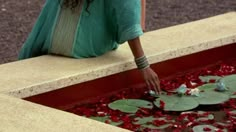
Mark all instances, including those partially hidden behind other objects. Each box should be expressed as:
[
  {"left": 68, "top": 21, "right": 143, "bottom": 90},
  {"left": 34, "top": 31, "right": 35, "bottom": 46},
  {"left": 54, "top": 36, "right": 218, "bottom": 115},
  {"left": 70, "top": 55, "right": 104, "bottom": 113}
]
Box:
[{"left": 128, "top": 37, "right": 161, "bottom": 94}]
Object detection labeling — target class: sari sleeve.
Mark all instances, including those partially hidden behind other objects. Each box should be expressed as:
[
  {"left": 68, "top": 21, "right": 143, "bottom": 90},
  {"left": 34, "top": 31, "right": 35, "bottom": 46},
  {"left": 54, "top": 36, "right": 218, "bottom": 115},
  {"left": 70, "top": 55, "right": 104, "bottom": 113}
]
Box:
[
  {"left": 109, "top": 0, "right": 144, "bottom": 44},
  {"left": 18, "top": 0, "right": 53, "bottom": 60}
]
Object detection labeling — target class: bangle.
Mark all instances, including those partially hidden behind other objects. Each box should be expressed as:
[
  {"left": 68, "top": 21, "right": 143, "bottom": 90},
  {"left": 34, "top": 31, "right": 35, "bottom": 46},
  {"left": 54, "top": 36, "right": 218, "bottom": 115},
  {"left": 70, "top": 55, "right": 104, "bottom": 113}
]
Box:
[{"left": 135, "top": 55, "right": 150, "bottom": 70}]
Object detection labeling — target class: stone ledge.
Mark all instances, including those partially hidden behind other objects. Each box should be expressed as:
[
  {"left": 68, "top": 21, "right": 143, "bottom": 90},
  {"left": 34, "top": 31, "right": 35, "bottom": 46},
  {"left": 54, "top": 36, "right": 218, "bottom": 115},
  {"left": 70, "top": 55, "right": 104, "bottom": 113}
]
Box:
[{"left": 0, "top": 94, "right": 130, "bottom": 132}]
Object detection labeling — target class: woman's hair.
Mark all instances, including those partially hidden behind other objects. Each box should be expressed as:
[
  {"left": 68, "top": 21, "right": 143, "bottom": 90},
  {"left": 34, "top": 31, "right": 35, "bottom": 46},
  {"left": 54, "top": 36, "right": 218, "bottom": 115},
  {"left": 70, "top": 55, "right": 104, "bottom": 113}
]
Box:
[{"left": 63, "top": 0, "right": 94, "bottom": 11}]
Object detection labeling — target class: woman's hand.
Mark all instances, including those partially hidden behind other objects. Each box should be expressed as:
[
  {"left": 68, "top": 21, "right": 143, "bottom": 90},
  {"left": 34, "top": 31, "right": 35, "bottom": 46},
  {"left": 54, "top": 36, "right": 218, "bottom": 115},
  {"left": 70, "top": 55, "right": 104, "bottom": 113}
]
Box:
[
  {"left": 140, "top": 67, "right": 161, "bottom": 94},
  {"left": 128, "top": 37, "right": 161, "bottom": 94}
]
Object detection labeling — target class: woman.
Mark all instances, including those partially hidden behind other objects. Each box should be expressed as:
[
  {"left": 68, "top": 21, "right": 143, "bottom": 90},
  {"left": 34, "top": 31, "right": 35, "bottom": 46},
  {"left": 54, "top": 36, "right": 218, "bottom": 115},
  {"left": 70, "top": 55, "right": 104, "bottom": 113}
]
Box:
[{"left": 18, "top": 0, "right": 161, "bottom": 93}]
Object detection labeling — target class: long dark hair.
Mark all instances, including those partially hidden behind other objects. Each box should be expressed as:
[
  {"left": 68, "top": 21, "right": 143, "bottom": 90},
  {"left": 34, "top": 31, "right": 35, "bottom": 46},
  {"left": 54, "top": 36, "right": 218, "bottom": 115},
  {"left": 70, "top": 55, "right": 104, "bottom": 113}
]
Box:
[{"left": 63, "top": 0, "right": 94, "bottom": 11}]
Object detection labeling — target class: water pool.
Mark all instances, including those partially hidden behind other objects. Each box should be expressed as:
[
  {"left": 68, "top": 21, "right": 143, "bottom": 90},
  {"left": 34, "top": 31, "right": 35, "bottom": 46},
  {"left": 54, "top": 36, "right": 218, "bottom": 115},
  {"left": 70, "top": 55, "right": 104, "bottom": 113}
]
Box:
[{"left": 25, "top": 44, "right": 236, "bottom": 132}]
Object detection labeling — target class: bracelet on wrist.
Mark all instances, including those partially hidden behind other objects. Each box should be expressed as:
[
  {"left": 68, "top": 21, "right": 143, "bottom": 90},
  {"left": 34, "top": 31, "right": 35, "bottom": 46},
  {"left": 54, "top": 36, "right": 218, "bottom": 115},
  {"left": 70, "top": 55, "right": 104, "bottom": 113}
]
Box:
[{"left": 135, "top": 55, "right": 150, "bottom": 70}]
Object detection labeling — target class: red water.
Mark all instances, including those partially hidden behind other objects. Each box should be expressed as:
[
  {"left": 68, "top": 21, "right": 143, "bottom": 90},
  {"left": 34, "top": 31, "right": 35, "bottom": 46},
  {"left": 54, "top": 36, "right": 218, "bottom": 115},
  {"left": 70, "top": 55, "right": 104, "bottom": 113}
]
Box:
[
  {"left": 66, "top": 60, "right": 236, "bottom": 132},
  {"left": 24, "top": 44, "right": 236, "bottom": 131}
]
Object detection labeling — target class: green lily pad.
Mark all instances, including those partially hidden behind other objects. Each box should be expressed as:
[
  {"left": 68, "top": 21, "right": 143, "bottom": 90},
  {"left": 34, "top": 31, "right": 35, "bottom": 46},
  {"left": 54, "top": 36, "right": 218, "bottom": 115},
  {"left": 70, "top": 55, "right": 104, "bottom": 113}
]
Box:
[
  {"left": 230, "top": 95, "right": 236, "bottom": 99},
  {"left": 133, "top": 116, "right": 156, "bottom": 125},
  {"left": 133, "top": 116, "right": 173, "bottom": 125},
  {"left": 221, "top": 74, "right": 236, "bottom": 93},
  {"left": 89, "top": 116, "right": 123, "bottom": 126},
  {"left": 154, "top": 95, "right": 199, "bottom": 111},
  {"left": 197, "top": 83, "right": 217, "bottom": 91},
  {"left": 199, "top": 76, "right": 222, "bottom": 83},
  {"left": 142, "top": 124, "right": 172, "bottom": 130},
  {"left": 194, "top": 91, "right": 229, "bottom": 105},
  {"left": 108, "top": 99, "right": 153, "bottom": 113},
  {"left": 197, "top": 83, "right": 235, "bottom": 98},
  {"left": 90, "top": 116, "right": 108, "bottom": 122},
  {"left": 192, "top": 125, "right": 218, "bottom": 132},
  {"left": 196, "top": 114, "right": 214, "bottom": 122},
  {"left": 197, "top": 82, "right": 236, "bottom": 99}
]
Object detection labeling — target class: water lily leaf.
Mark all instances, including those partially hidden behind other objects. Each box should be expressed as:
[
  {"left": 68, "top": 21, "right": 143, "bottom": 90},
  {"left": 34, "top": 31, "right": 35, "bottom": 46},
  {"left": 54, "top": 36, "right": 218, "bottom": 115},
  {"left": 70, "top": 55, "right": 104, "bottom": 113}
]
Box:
[
  {"left": 197, "top": 83, "right": 217, "bottom": 91},
  {"left": 108, "top": 99, "right": 153, "bottom": 113},
  {"left": 133, "top": 116, "right": 156, "bottom": 125},
  {"left": 196, "top": 114, "right": 214, "bottom": 122},
  {"left": 194, "top": 91, "right": 229, "bottom": 105},
  {"left": 154, "top": 95, "right": 199, "bottom": 111},
  {"left": 141, "top": 124, "right": 159, "bottom": 129},
  {"left": 109, "top": 121, "right": 123, "bottom": 126},
  {"left": 133, "top": 116, "right": 172, "bottom": 125},
  {"left": 142, "top": 124, "right": 172, "bottom": 130},
  {"left": 89, "top": 116, "right": 123, "bottom": 126},
  {"left": 230, "top": 95, "right": 236, "bottom": 99},
  {"left": 192, "top": 125, "right": 218, "bottom": 132},
  {"left": 90, "top": 116, "right": 108, "bottom": 122},
  {"left": 197, "top": 82, "right": 234, "bottom": 97},
  {"left": 197, "top": 82, "right": 235, "bottom": 98},
  {"left": 197, "top": 111, "right": 210, "bottom": 116},
  {"left": 199, "top": 76, "right": 222, "bottom": 83},
  {"left": 221, "top": 74, "right": 236, "bottom": 93}
]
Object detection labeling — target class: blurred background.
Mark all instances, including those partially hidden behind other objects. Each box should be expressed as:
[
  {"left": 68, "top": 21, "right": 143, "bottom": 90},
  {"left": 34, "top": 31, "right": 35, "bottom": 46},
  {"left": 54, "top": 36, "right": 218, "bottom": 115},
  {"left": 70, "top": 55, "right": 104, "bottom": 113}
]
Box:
[{"left": 0, "top": 0, "right": 236, "bottom": 64}]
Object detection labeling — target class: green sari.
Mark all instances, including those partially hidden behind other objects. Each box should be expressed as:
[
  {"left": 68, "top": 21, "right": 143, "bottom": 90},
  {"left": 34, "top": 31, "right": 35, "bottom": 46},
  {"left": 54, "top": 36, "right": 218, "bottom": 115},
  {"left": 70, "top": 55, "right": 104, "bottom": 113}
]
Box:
[{"left": 18, "top": 0, "right": 143, "bottom": 59}]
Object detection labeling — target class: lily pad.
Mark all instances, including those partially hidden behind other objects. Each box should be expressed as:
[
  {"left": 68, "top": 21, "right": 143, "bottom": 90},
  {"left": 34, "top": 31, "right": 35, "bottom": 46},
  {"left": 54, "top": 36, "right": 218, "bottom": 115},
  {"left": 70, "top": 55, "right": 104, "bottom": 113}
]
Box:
[
  {"left": 197, "top": 83, "right": 217, "bottom": 91},
  {"left": 199, "top": 76, "right": 222, "bottom": 83},
  {"left": 154, "top": 95, "right": 199, "bottom": 111},
  {"left": 197, "top": 82, "right": 235, "bottom": 99},
  {"left": 142, "top": 124, "right": 172, "bottom": 130},
  {"left": 133, "top": 116, "right": 173, "bottom": 125},
  {"left": 230, "top": 95, "right": 236, "bottom": 98},
  {"left": 221, "top": 74, "right": 236, "bottom": 93},
  {"left": 108, "top": 99, "right": 153, "bottom": 113},
  {"left": 90, "top": 116, "right": 123, "bottom": 126},
  {"left": 194, "top": 91, "right": 229, "bottom": 105},
  {"left": 196, "top": 114, "right": 214, "bottom": 122},
  {"left": 133, "top": 116, "right": 157, "bottom": 125},
  {"left": 192, "top": 125, "right": 218, "bottom": 132},
  {"left": 90, "top": 116, "right": 108, "bottom": 122}
]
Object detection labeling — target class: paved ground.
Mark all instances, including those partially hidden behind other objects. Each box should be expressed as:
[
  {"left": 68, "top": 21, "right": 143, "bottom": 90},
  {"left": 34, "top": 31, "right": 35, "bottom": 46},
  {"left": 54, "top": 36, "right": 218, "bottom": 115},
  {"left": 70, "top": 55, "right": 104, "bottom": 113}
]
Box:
[{"left": 0, "top": 0, "right": 236, "bottom": 64}]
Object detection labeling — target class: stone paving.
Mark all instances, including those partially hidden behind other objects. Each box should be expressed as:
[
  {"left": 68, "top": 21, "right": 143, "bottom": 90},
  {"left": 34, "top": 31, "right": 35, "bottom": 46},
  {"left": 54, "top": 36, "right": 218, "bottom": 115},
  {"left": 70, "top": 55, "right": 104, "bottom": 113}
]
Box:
[{"left": 0, "top": 0, "right": 236, "bottom": 64}]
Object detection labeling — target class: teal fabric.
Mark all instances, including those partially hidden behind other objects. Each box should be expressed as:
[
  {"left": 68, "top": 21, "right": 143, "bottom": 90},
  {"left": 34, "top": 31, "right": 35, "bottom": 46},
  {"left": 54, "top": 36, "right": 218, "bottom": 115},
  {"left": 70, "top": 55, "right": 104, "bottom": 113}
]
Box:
[{"left": 18, "top": 0, "right": 143, "bottom": 59}]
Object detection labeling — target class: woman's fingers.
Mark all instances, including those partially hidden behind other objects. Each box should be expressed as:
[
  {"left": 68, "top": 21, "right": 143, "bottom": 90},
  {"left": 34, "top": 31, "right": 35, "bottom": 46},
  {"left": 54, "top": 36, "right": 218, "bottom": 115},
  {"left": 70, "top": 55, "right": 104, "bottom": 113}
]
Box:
[
  {"left": 154, "top": 74, "right": 161, "bottom": 93},
  {"left": 142, "top": 67, "right": 161, "bottom": 94},
  {"left": 146, "top": 79, "right": 151, "bottom": 90},
  {"left": 152, "top": 76, "right": 161, "bottom": 94},
  {"left": 147, "top": 74, "right": 160, "bottom": 94}
]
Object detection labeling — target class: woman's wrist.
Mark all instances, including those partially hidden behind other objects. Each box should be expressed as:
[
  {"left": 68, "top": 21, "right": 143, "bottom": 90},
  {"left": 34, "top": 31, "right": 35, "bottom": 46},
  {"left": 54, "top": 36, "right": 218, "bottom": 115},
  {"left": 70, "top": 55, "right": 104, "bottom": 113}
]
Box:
[{"left": 135, "top": 55, "right": 150, "bottom": 70}]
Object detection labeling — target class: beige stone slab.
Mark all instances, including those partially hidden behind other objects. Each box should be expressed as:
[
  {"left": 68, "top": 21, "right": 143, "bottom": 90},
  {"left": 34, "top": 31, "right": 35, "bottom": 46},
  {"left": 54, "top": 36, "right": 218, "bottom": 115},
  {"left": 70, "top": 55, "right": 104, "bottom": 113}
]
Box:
[
  {"left": 0, "top": 12, "right": 236, "bottom": 98},
  {"left": 0, "top": 94, "right": 130, "bottom": 132}
]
